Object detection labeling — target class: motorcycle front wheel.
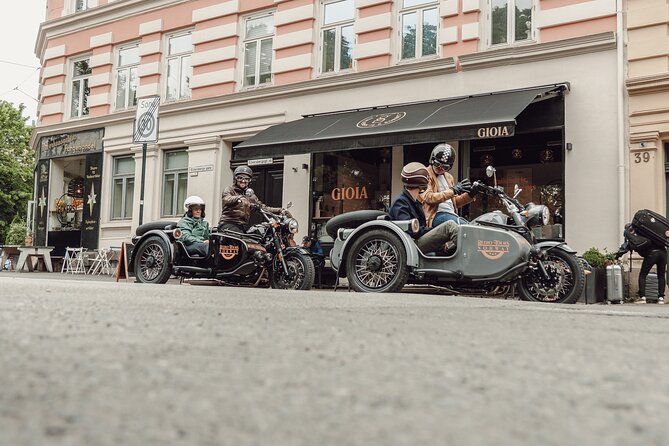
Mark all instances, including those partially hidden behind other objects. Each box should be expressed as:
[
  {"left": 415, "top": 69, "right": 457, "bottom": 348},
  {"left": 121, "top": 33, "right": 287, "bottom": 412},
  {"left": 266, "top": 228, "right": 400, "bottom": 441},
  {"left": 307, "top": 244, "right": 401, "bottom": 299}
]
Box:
[
  {"left": 134, "top": 235, "right": 172, "bottom": 284},
  {"left": 518, "top": 248, "right": 585, "bottom": 304},
  {"left": 345, "top": 229, "right": 409, "bottom": 293},
  {"left": 270, "top": 252, "right": 315, "bottom": 290}
]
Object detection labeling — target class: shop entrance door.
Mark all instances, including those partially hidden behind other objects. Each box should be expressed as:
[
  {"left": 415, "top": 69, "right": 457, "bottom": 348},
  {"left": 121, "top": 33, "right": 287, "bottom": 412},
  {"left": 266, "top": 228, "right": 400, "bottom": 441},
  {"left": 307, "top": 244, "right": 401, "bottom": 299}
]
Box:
[{"left": 249, "top": 166, "right": 283, "bottom": 225}]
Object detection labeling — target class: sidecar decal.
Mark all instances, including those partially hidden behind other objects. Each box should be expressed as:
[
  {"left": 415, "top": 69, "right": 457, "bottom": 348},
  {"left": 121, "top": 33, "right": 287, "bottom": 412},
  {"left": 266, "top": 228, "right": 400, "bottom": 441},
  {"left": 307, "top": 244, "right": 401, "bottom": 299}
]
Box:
[
  {"left": 220, "top": 245, "right": 240, "bottom": 260},
  {"left": 477, "top": 240, "right": 510, "bottom": 260}
]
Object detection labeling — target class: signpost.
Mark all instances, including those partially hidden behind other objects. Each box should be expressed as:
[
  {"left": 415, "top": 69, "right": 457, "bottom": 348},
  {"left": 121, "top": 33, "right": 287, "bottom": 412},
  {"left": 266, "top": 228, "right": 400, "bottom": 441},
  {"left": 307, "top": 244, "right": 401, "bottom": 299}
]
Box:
[{"left": 133, "top": 96, "right": 160, "bottom": 226}]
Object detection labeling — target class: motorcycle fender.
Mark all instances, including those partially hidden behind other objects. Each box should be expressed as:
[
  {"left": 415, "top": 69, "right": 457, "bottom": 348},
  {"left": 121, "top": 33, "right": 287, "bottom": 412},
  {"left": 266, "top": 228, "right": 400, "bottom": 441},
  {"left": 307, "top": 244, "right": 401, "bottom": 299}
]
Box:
[
  {"left": 535, "top": 240, "right": 577, "bottom": 254},
  {"left": 331, "top": 220, "right": 420, "bottom": 271},
  {"left": 284, "top": 247, "right": 310, "bottom": 256},
  {"left": 128, "top": 229, "right": 176, "bottom": 271}
]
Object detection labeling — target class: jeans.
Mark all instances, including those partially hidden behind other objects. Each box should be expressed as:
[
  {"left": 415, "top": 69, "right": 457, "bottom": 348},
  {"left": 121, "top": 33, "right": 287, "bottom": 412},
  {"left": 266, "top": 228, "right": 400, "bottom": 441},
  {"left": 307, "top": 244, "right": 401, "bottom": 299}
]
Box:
[
  {"left": 185, "top": 241, "right": 209, "bottom": 257},
  {"left": 433, "top": 211, "right": 468, "bottom": 227},
  {"left": 639, "top": 248, "right": 667, "bottom": 298}
]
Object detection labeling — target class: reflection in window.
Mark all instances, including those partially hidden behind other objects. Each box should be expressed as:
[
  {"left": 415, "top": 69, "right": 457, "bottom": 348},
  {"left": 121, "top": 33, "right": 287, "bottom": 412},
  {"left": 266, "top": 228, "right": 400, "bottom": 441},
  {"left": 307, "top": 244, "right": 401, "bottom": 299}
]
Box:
[
  {"left": 115, "top": 45, "right": 139, "bottom": 110},
  {"left": 467, "top": 132, "right": 564, "bottom": 240},
  {"left": 111, "top": 156, "right": 135, "bottom": 220},
  {"left": 400, "top": 1, "right": 438, "bottom": 60},
  {"left": 166, "top": 32, "right": 192, "bottom": 101},
  {"left": 70, "top": 58, "right": 91, "bottom": 118},
  {"left": 491, "top": 0, "right": 533, "bottom": 46},
  {"left": 162, "top": 150, "right": 188, "bottom": 217},
  {"left": 312, "top": 149, "right": 392, "bottom": 240},
  {"left": 244, "top": 13, "right": 274, "bottom": 87},
  {"left": 321, "top": 0, "right": 354, "bottom": 73}
]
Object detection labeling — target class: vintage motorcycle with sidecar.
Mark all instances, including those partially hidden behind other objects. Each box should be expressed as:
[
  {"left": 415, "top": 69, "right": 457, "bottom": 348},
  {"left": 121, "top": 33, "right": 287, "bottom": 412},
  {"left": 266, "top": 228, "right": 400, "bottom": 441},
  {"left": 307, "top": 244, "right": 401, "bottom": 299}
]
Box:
[
  {"left": 326, "top": 166, "right": 585, "bottom": 303},
  {"left": 129, "top": 200, "right": 315, "bottom": 290}
]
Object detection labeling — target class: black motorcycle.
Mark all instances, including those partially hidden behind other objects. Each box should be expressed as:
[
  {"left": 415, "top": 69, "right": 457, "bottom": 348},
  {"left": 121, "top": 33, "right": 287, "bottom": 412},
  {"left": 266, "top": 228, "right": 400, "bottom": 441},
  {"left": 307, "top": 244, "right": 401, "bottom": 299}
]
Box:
[{"left": 129, "top": 203, "right": 315, "bottom": 290}]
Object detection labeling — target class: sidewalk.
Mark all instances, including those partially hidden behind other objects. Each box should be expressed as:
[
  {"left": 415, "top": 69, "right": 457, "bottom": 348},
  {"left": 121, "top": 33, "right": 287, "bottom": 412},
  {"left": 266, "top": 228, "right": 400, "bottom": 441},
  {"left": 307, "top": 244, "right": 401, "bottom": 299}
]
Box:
[{"left": 0, "top": 270, "right": 124, "bottom": 282}]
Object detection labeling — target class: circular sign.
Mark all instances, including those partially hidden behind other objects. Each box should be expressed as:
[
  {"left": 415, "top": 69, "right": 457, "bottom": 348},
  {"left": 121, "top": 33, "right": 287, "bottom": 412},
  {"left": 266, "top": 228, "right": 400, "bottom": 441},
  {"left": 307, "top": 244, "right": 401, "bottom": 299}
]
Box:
[
  {"left": 356, "top": 112, "right": 406, "bottom": 129},
  {"left": 138, "top": 112, "right": 156, "bottom": 137}
]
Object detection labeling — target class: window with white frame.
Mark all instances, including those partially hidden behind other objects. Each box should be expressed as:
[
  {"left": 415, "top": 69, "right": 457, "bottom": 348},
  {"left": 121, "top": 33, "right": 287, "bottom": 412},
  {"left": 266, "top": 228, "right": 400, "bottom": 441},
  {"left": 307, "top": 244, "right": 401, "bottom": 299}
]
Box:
[
  {"left": 243, "top": 12, "right": 274, "bottom": 87},
  {"left": 111, "top": 156, "right": 135, "bottom": 220},
  {"left": 166, "top": 32, "right": 192, "bottom": 101},
  {"left": 161, "top": 150, "right": 188, "bottom": 217},
  {"left": 115, "top": 45, "right": 139, "bottom": 110},
  {"left": 75, "top": 0, "right": 91, "bottom": 12},
  {"left": 70, "top": 58, "right": 91, "bottom": 118},
  {"left": 321, "top": 0, "right": 354, "bottom": 73},
  {"left": 489, "top": 0, "right": 533, "bottom": 46},
  {"left": 400, "top": 0, "right": 438, "bottom": 60}
]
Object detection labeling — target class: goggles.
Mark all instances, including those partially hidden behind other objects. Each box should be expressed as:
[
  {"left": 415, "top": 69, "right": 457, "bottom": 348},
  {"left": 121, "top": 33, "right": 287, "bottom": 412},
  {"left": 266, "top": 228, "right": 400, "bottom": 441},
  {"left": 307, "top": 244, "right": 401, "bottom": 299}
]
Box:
[{"left": 235, "top": 175, "right": 251, "bottom": 182}]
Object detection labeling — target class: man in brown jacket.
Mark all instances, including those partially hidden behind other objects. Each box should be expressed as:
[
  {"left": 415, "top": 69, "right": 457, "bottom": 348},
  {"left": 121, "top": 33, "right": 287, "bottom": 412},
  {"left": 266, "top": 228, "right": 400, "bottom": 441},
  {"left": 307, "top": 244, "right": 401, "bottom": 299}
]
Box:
[
  {"left": 218, "top": 165, "right": 286, "bottom": 233},
  {"left": 420, "top": 143, "right": 482, "bottom": 227}
]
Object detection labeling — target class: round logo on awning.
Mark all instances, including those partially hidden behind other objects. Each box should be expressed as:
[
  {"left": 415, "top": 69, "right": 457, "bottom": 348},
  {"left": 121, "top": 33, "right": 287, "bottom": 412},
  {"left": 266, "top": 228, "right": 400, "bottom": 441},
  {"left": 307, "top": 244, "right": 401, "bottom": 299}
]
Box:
[{"left": 356, "top": 112, "right": 406, "bottom": 128}]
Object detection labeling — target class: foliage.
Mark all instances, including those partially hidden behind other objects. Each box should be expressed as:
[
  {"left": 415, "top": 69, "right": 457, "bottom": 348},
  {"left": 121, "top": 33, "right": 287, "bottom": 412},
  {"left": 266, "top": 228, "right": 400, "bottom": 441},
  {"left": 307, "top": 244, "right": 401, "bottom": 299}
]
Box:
[
  {"left": 0, "top": 101, "right": 34, "bottom": 243},
  {"left": 582, "top": 247, "right": 616, "bottom": 269},
  {"left": 4, "top": 215, "right": 27, "bottom": 245}
]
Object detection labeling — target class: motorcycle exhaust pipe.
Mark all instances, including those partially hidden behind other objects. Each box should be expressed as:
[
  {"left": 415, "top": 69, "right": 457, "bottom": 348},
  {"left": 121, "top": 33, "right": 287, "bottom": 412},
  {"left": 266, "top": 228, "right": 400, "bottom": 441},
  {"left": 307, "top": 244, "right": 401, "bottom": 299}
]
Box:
[
  {"left": 415, "top": 269, "right": 463, "bottom": 279},
  {"left": 173, "top": 266, "right": 213, "bottom": 275}
]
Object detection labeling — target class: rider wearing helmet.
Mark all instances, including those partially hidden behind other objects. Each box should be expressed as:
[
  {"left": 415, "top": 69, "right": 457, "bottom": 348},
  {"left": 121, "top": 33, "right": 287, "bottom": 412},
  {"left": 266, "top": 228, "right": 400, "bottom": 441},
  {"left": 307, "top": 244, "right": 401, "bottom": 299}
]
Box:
[
  {"left": 389, "top": 162, "right": 459, "bottom": 255},
  {"left": 218, "top": 165, "right": 287, "bottom": 233},
  {"left": 420, "top": 143, "right": 482, "bottom": 227},
  {"left": 177, "top": 195, "right": 211, "bottom": 257}
]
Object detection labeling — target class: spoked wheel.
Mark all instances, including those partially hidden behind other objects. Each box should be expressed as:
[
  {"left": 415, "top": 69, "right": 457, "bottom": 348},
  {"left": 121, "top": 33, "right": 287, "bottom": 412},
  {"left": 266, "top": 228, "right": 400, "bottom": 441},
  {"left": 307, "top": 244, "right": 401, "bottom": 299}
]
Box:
[
  {"left": 134, "top": 236, "right": 172, "bottom": 284},
  {"left": 518, "top": 248, "right": 585, "bottom": 304},
  {"left": 270, "top": 252, "right": 315, "bottom": 290},
  {"left": 345, "top": 229, "right": 409, "bottom": 293}
]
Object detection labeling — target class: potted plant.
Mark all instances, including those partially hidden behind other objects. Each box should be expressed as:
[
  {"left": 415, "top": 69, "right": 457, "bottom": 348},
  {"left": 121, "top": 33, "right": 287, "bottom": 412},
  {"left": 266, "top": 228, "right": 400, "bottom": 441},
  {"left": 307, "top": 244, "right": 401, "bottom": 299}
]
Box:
[{"left": 581, "top": 247, "right": 615, "bottom": 303}]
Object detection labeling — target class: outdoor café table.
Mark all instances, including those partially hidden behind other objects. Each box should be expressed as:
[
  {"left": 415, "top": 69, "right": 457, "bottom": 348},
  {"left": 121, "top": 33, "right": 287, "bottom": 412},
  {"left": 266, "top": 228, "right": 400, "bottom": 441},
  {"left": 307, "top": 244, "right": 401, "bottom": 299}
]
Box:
[{"left": 15, "top": 246, "right": 55, "bottom": 272}]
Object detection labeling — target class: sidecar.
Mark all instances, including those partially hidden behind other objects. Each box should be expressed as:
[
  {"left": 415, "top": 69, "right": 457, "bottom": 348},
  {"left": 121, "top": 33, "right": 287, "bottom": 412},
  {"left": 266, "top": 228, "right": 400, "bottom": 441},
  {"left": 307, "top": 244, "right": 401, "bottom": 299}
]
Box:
[
  {"left": 128, "top": 220, "right": 269, "bottom": 284},
  {"left": 326, "top": 210, "right": 533, "bottom": 293}
]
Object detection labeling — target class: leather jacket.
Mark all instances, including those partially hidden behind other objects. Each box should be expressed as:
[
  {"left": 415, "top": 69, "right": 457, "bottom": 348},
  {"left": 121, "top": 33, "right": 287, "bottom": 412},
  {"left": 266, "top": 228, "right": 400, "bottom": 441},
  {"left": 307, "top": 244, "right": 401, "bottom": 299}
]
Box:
[{"left": 218, "top": 185, "right": 282, "bottom": 227}]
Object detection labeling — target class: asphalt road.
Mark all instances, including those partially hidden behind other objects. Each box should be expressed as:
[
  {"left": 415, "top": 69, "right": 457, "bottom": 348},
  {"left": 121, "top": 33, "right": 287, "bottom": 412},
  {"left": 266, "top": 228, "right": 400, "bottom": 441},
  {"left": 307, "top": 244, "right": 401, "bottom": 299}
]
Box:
[{"left": 1, "top": 275, "right": 668, "bottom": 446}]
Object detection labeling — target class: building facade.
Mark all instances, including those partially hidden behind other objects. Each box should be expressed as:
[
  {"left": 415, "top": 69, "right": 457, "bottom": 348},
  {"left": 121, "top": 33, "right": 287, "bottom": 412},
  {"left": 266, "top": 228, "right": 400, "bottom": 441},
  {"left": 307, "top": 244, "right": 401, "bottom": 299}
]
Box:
[{"left": 32, "top": 0, "right": 625, "bottom": 258}]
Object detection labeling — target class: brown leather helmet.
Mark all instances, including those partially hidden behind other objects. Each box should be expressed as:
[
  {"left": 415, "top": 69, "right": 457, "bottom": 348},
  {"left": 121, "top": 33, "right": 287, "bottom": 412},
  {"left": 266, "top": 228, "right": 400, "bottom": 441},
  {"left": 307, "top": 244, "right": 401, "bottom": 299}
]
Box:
[{"left": 401, "top": 162, "right": 429, "bottom": 189}]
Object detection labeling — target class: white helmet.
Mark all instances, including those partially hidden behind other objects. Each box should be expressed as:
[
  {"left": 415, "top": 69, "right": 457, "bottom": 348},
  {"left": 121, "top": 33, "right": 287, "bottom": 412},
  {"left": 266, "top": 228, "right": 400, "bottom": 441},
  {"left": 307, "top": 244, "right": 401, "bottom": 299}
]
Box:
[{"left": 184, "top": 195, "right": 205, "bottom": 212}]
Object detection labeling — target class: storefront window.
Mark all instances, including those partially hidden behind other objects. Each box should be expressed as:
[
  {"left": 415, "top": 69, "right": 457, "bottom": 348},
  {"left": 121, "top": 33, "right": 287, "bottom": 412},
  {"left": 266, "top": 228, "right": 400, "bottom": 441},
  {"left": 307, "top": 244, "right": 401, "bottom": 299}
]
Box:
[
  {"left": 467, "top": 131, "right": 565, "bottom": 240},
  {"left": 312, "top": 148, "right": 392, "bottom": 241}
]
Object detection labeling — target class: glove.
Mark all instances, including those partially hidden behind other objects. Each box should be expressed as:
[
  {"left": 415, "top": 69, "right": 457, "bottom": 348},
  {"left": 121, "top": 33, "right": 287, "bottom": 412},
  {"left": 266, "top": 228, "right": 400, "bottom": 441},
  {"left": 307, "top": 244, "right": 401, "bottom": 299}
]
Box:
[
  {"left": 468, "top": 181, "right": 485, "bottom": 198},
  {"left": 615, "top": 249, "right": 626, "bottom": 259},
  {"left": 451, "top": 178, "right": 472, "bottom": 195},
  {"left": 281, "top": 209, "right": 293, "bottom": 218}
]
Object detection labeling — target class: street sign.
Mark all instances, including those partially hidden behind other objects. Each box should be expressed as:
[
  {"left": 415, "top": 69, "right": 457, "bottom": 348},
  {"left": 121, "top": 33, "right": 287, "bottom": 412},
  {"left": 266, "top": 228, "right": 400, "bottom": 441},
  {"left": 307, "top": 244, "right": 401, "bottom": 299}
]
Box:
[{"left": 133, "top": 96, "right": 160, "bottom": 143}]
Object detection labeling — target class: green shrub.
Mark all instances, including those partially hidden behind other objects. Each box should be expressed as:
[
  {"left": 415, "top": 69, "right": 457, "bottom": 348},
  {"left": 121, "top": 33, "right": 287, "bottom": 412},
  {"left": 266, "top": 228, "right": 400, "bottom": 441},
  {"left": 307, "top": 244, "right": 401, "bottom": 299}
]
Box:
[
  {"left": 4, "top": 215, "right": 27, "bottom": 245},
  {"left": 582, "top": 247, "right": 616, "bottom": 268}
]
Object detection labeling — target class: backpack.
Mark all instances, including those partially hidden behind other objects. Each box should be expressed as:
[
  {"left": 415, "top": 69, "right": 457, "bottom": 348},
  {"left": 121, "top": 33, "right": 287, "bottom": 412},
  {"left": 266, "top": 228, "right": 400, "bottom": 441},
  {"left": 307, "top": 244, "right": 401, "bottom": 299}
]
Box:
[{"left": 624, "top": 223, "right": 653, "bottom": 253}]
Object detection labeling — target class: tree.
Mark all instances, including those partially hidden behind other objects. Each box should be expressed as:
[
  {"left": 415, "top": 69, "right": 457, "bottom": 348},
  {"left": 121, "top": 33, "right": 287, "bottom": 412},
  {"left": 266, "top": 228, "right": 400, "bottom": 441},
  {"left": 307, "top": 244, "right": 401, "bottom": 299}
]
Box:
[{"left": 0, "top": 101, "right": 34, "bottom": 243}]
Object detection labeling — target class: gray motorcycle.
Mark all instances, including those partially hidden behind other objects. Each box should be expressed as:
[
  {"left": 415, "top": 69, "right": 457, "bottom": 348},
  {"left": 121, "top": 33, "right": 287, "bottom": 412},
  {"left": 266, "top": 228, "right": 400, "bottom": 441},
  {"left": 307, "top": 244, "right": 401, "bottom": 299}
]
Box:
[{"left": 326, "top": 166, "right": 585, "bottom": 303}]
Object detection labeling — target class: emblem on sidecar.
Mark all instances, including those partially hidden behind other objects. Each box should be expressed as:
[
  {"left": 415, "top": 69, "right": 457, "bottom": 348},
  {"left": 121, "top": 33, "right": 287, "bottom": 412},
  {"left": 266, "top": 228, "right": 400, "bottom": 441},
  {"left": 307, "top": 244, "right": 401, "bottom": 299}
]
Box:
[
  {"left": 220, "top": 245, "right": 239, "bottom": 260},
  {"left": 477, "top": 240, "right": 510, "bottom": 260}
]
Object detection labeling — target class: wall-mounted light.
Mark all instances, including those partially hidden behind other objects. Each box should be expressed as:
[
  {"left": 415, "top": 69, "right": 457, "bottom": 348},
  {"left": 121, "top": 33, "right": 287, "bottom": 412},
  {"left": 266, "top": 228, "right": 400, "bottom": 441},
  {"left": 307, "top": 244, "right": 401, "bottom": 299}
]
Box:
[
  {"left": 566, "top": 143, "right": 573, "bottom": 151},
  {"left": 302, "top": 163, "right": 309, "bottom": 171}
]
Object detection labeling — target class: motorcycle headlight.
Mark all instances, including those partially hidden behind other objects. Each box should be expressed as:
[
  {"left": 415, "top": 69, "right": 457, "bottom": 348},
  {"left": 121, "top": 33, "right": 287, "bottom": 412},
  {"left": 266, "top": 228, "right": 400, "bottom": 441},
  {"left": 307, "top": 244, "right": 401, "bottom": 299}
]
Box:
[
  {"left": 287, "top": 218, "right": 299, "bottom": 234},
  {"left": 523, "top": 205, "right": 550, "bottom": 227}
]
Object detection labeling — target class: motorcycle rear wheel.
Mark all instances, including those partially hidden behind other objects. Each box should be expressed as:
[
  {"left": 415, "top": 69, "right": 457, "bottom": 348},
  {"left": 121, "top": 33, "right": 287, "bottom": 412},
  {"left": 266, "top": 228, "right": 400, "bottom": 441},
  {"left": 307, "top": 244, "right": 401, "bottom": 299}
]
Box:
[
  {"left": 270, "top": 252, "right": 315, "bottom": 290},
  {"left": 346, "top": 229, "right": 409, "bottom": 293},
  {"left": 134, "top": 235, "right": 172, "bottom": 284},
  {"left": 518, "top": 248, "right": 585, "bottom": 304}
]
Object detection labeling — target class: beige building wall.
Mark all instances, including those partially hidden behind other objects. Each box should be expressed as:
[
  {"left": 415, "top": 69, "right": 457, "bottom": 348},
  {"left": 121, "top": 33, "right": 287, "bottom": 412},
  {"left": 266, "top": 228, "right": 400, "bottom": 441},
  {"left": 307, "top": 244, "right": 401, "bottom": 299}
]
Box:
[{"left": 627, "top": 0, "right": 669, "bottom": 218}]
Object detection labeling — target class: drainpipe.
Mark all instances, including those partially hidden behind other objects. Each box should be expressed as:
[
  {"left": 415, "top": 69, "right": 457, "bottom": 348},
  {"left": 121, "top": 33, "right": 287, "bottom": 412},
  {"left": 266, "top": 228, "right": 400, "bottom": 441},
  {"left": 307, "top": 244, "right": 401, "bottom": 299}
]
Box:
[{"left": 616, "top": 0, "right": 627, "bottom": 245}]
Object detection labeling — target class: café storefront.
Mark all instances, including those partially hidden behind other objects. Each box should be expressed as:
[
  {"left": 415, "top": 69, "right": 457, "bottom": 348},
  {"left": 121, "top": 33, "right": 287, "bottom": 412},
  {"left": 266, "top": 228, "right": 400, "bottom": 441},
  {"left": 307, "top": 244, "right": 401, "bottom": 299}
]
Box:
[
  {"left": 34, "top": 129, "right": 104, "bottom": 256},
  {"left": 234, "top": 85, "right": 567, "bottom": 248}
]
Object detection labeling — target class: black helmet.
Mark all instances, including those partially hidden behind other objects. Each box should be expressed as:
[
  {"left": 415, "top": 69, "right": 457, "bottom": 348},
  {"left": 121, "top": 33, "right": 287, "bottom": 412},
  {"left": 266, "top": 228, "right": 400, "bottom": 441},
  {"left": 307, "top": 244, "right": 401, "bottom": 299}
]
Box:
[
  {"left": 430, "top": 143, "right": 455, "bottom": 171},
  {"left": 401, "top": 162, "right": 429, "bottom": 189}
]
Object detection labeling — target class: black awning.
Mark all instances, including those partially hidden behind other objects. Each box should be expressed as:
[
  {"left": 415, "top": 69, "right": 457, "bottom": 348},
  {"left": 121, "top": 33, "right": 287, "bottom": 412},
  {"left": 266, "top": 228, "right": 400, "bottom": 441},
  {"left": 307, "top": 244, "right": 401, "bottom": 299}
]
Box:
[{"left": 235, "top": 85, "right": 563, "bottom": 160}]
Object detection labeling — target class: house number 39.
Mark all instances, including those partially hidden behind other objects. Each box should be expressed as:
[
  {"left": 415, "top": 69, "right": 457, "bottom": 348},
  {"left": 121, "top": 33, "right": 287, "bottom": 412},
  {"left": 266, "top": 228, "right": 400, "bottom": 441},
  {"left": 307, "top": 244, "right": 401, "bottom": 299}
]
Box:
[{"left": 634, "top": 152, "right": 650, "bottom": 163}]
